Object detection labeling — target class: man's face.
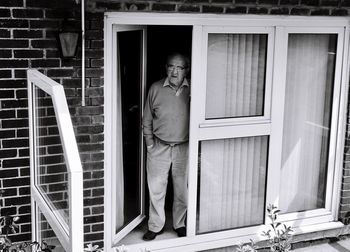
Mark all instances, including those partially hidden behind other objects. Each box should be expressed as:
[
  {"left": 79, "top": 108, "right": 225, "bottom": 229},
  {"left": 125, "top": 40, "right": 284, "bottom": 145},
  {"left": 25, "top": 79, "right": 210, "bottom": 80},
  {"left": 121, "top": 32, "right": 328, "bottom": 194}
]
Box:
[{"left": 166, "top": 56, "right": 188, "bottom": 87}]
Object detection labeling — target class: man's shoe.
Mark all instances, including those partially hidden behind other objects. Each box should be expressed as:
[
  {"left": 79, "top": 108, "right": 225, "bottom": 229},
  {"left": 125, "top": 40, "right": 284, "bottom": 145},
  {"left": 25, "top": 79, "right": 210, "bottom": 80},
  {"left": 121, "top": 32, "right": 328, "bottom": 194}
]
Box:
[
  {"left": 143, "top": 229, "right": 163, "bottom": 241},
  {"left": 174, "top": 227, "right": 186, "bottom": 237}
]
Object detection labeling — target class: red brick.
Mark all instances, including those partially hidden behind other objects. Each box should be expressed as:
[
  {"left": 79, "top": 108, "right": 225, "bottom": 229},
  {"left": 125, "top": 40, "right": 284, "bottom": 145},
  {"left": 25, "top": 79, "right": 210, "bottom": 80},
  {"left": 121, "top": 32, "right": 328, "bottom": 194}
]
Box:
[
  {"left": 202, "top": 5, "right": 224, "bottom": 13},
  {"left": 248, "top": 7, "right": 269, "bottom": 14},
  {"left": 0, "top": 8, "right": 11, "bottom": 17},
  {"left": 226, "top": 6, "right": 247, "bottom": 13},
  {"left": 270, "top": 7, "right": 290, "bottom": 14},
  {"left": 301, "top": 0, "right": 320, "bottom": 5},
  {"left": 178, "top": 5, "right": 201, "bottom": 12},
  {"left": 152, "top": 3, "right": 176, "bottom": 11},
  {"left": 0, "top": 29, "right": 11, "bottom": 38},
  {"left": 12, "top": 9, "right": 43, "bottom": 18},
  {"left": 29, "top": 20, "right": 60, "bottom": 29},
  {"left": 14, "top": 49, "right": 44, "bottom": 58},
  {"left": 290, "top": 7, "right": 311, "bottom": 14},
  {"left": 126, "top": 3, "right": 150, "bottom": 11},
  {"left": 31, "top": 59, "right": 60, "bottom": 67},
  {"left": 310, "top": 8, "right": 330, "bottom": 15},
  {"left": 0, "top": 60, "right": 28, "bottom": 68},
  {"left": 0, "top": 149, "right": 17, "bottom": 158},
  {"left": 0, "top": 19, "right": 28, "bottom": 28},
  {"left": 13, "top": 29, "right": 43, "bottom": 38},
  {"left": 0, "top": 110, "right": 15, "bottom": 119},
  {"left": 331, "top": 8, "right": 348, "bottom": 15},
  {"left": 0, "top": 40, "right": 28, "bottom": 48},
  {"left": 31, "top": 39, "right": 58, "bottom": 48},
  {"left": 0, "top": 0, "right": 23, "bottom": 7}
]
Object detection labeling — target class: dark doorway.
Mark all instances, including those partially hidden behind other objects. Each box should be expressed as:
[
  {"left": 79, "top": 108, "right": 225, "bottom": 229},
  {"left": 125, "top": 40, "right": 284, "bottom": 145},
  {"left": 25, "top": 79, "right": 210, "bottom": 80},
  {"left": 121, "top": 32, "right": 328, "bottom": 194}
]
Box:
[
  {"left": 146, "top": 25, "right": 193, "bottom": 216},
  {"left": 118, "top": 24, "right": 192, "bottom": 244}
]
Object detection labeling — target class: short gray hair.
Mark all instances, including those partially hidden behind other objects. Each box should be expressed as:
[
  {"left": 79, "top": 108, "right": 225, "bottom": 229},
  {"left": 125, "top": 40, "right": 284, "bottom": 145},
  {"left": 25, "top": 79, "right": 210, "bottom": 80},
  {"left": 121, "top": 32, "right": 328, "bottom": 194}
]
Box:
[{"left": 166, "top": 52, "right": 190, "bottom": 69}]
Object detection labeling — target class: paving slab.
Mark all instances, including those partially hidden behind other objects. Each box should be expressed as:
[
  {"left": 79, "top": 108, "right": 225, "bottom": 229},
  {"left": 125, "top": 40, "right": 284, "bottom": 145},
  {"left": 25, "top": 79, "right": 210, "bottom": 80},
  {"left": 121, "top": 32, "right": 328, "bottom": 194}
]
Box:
[{"left": 293, "top": 239, "right": 350, "bottom": 251}]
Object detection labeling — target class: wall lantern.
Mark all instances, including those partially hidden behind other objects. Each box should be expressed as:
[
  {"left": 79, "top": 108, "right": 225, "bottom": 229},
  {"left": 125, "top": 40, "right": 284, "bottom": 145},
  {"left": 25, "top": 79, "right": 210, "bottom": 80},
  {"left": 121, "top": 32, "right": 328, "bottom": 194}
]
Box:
[{"left": 58, "top": 20, "right": 80, "bottom": 58}]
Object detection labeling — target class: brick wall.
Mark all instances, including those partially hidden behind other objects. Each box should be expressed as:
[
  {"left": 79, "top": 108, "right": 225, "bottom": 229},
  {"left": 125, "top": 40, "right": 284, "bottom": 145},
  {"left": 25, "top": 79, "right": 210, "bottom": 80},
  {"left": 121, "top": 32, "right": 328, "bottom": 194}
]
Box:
[
  {"left": 88, "top": 0, "right": 350, "bottom": 15},
  {"left": 0, "top": 0, "right": 104, "bottom": 246},
  {"left": 1, "top": 0, "right": 350, "bottom": 249}
]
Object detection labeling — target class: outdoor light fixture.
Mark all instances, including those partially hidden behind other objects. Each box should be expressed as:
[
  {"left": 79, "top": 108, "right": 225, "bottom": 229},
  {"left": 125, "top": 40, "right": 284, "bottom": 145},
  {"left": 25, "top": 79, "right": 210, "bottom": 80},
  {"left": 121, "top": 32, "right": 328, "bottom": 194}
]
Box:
[{"left": 58, "top": 20, "right": 80, "bottom": 58}]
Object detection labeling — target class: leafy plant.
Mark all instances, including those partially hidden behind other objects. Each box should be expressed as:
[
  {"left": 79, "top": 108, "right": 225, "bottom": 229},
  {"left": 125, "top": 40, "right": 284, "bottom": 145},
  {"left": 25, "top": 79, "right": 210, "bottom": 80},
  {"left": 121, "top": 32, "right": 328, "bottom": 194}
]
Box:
[
  {"left": 236, "top": 239, "right": 257, "bottom": 252},
  {"left": 262, "top": 204, "right": 293, "bottom": 252},
  {"left": 84, "top": 243, "right": 104, "bottom": 252},
  {"left": 235, "top": 204, "right": 293, "bottom": 252},
  {"left": 0, "top": 189, "right": 56, "bottom": 252}
]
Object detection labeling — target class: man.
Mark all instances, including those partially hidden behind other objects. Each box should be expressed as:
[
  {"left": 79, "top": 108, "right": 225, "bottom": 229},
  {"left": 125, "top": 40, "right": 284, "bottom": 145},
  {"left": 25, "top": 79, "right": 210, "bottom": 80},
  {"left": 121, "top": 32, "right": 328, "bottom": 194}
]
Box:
[{"left": 142, "top": 53, "right": 190, "bottom": 241}]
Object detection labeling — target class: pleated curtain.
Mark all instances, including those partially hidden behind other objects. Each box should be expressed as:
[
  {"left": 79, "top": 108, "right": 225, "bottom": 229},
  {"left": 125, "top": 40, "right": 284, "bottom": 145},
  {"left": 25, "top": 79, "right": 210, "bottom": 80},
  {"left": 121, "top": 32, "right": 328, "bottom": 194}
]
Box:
[
  {"left": 198, "top": 137, "right": 268, "bottom": 233},
  {"left": 279, "top": 34, "right": 336, "bottom": 213},
  {"left": 205, "top": 34, "right": 267, "bottom": 119},
  {"left": 198, "top": 34, "right": 268, "bottom": 234}
]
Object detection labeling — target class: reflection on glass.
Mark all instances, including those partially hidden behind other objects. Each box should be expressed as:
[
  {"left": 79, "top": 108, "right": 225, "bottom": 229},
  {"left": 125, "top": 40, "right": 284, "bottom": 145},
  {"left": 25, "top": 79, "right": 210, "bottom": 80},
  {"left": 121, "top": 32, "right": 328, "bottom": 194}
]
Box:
[
  {"left": 280, "top": 34, "right": 337, "bottom": 213},
  {"left": 115, "top": 30, "right": 143, "bottom": 232},
  {"left": 205, "top": 33, "right": 267, "bottom": 119},
  {"left": 34, "top": 87, "right": 69, "bottom": 227},
  {"left": 38, "top": 209, "right": 66, "bottom": 252},
  {"left": 197, "top": 136, "right": 268, "bottom": 234}
]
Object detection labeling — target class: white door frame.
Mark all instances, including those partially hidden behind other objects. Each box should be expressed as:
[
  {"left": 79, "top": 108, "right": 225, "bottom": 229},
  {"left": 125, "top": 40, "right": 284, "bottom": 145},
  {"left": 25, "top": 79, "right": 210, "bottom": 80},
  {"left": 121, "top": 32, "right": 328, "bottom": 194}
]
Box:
[{"left": 104, "top": 13, "right": 349, "bottom": 252}]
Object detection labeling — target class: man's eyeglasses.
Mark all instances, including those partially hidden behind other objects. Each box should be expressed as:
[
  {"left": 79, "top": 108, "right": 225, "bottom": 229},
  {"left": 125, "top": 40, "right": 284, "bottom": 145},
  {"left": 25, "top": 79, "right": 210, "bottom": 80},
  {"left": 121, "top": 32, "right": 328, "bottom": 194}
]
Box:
[{"left": 167, "top": 65, "right": 187, "bottom": 72}]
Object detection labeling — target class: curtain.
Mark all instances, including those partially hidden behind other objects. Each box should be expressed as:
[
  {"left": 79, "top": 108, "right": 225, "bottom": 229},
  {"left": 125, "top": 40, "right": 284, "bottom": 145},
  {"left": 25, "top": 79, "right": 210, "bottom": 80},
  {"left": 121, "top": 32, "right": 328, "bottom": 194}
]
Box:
[
  {"left": 197, "top": 136, "right": 268, "bottom": 233},
  {"left": 205, "top": 34, "right": 267, "bottom": 119},
  {"left": 279, "top": 34, "right": 336, "bottom": 213},
  {"left": 115, "top": 44, "right": 125, "bottom": 230}
]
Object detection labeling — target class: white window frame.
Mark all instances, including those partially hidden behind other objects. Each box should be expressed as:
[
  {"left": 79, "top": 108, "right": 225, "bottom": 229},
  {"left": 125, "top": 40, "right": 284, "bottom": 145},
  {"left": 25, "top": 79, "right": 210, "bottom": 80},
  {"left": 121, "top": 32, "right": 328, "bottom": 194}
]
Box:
[
  {"left": 28, "top": 69, "right": 84, "bottom": 252},
  {"left": 104, "top": 13, "right": 349, "bottom": 252},
  {"left": 198, "top": 26, "right": 274, "bottom": 126}
]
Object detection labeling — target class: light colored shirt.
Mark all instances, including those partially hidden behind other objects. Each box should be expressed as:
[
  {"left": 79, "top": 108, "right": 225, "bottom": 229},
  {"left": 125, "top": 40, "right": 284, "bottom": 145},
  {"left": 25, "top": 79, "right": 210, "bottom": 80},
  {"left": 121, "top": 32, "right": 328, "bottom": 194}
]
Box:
[{"left": 143, "top": 78, "right": 190, "bottom": 147}]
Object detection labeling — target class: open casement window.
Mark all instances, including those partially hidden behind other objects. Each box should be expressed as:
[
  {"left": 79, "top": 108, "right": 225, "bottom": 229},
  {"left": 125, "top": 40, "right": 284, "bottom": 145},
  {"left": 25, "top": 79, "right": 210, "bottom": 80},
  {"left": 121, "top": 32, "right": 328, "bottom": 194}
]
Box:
[
  {"left": 104, "top": 24, "right": 147, "bottom": 247},
  {"left": 28, "top": 70, "right": 84, "bottom": 252},
  {"left": 269, "top": 27, "right": 347, "bottom": 226},
  {"left": 105, "top": 14, "right": 349, "bottom": 252}
]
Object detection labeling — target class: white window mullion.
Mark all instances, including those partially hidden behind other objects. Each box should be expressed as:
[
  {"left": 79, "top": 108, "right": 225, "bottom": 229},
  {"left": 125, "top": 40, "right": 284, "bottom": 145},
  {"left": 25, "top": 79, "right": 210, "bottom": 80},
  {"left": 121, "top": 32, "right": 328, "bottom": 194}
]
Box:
[
  {"left": 198, "top": 123, "right": 271, "bottom": 140},
  {"left": 187, "top": 24, "right": 203, "bottom": 237},
  {"left": 266, "top": 26, "right": 288, "bottom": 215}
]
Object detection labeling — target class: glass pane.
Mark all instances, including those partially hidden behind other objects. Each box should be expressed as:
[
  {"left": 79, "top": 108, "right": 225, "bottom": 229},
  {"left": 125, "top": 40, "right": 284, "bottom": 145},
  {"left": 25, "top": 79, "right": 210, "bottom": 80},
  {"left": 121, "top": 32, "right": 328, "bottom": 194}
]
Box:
[
  {"left": 34, "top": 87, "right": 69, "bottom": 228},
  {"left": 197, "top": 136, "right": 268, "bottom": 234},
  {"left": 280, "top": 34, "right": 337, "bottom": 213},
  {"left": 38, "top": 208, "right": 66, "bottom": 252},
  {"left": 115, "top": 30, "right": 143, "bottom": 232},
  {"left": 205, "top": 33, "right": 267, "bottom": 119}
]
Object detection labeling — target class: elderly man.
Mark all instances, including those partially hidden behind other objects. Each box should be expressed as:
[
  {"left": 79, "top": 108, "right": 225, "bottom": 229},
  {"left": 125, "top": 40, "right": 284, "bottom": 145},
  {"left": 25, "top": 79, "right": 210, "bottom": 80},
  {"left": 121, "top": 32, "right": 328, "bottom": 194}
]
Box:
[{"left": 142, "top": 53, "right": 190, "bottom": 241}]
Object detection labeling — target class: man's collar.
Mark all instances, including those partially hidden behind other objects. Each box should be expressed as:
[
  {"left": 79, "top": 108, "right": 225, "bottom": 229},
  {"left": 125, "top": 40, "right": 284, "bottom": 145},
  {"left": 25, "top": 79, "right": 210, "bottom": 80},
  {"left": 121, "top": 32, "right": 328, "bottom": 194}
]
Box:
[{"left": 163, "top": 78, "right": 189, "bottom": 88}]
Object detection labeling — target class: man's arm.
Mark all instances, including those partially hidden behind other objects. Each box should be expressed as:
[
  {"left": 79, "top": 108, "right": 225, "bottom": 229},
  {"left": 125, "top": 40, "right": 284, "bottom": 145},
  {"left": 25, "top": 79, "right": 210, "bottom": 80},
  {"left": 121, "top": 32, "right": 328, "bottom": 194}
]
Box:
[{"left": 142, "top": 90, "right": 154, "bottom": 148}]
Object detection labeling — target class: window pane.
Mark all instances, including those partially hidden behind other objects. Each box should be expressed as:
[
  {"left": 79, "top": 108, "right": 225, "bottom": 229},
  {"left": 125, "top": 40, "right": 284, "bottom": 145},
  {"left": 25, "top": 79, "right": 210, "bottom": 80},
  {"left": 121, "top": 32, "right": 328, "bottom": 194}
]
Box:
[
  {"left": 280, "top": 34, "right": 337, "bottom": 213},
  {"left": 34, "top": 87, "right": 69, "bottom": 228},
  {"left": 197, "top": 136, "right": 268, "bottom": 234},
  {"left": 38, "top": 209, "right": 66, "bottom": 252},
  {"left": 205, "top": 34, "right": 267, "bottom": 119}
]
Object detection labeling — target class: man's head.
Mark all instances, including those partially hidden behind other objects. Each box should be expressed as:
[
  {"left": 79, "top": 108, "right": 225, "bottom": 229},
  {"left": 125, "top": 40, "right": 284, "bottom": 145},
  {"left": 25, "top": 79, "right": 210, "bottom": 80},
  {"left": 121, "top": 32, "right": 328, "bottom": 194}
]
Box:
[{"left": 165, "top": 53, "right": 190, "bottom": 87}]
